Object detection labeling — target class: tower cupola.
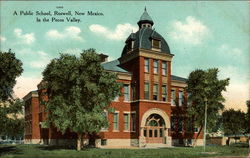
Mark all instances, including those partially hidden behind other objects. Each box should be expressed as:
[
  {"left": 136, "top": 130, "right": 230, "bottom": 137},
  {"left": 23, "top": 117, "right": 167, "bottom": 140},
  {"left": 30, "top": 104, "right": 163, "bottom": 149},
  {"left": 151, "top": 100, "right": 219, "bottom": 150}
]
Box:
[{"left": 137, "top": 7, "right": 154, "bottom": 29}]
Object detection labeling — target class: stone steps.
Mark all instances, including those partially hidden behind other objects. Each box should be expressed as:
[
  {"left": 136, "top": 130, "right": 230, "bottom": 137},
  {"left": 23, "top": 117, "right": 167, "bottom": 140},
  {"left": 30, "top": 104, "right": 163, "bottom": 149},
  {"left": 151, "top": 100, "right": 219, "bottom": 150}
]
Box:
[{"left": 144, "top": 143, "right": 171, "bottom": 148}]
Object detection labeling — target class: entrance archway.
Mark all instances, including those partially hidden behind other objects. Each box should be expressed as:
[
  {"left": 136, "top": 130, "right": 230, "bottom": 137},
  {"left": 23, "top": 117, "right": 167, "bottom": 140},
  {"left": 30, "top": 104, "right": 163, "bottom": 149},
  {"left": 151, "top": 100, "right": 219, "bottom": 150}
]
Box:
[
  {"left": 140, "top": 108, "right": 171, "bottom": 146},
  {"left": 144, "top": 114, "right": 165, "bottom": 143}
]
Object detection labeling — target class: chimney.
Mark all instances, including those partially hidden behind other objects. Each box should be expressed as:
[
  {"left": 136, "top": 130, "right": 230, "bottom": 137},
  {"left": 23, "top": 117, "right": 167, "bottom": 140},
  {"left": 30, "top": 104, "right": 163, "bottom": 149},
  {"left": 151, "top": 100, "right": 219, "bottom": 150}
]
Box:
[{"left": 99, "top": 53, "right": 108, "bottom": 62}]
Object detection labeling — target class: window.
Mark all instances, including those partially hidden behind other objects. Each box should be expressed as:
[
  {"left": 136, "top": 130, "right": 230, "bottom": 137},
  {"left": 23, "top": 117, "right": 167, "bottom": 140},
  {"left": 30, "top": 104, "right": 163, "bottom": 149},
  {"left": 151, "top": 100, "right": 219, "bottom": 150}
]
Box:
[
  {"left": 153, "top": 60, "right": 158, "bottom": 74},
  {"left": 124, "top": 84, "right": 130, "bottom": 101},
  {"left": 127, "top": 40, "right": 134, "bottom": 52},
  {"left": 153, "top": 84, "right": 158, "bottom": 100},
  {"left": 171, "top": 89, "right": 176, "bottom": 106},
  {"left": 144, "top": 82, "right": 149, "bottom": 100},
  {"left": 162, "top": 85, "right": 167, "bottom": 101},
  {"left": 178, "top": 117, "right": 183, "bottom": 132},
  {"left": 144, "top": 58, "right": 149, "bottom": 73},
  {"left": 194, "top": 127, "right": 199, "bottom": 133},
  {"left": 162, "top": 61, "right": 167, "bottom": 76},
  {"left": 131, "top": 113, "right": 136, "bottom": 131},
  {"left": 101, "top": 111, "right": 108, "bottom": 131},
  {"left": 144, "top": 129, "right": 147, "bottom": 137},
  {"left": 179, "top": 91, "right": 184, "bottom": 106},
  {"left": 101, "top": 139, "right": 107, "bottom": 146},
  {"left": 152, "top": 39, "right": 161, "bottom": 49},
  {"left": 124, "top": 113, "right": 130, "bottom": 131},
  {"left": 187, "top": 119, "right": 193, "bottom": 132},
  {"left": 113, "top": 113, "right": 119, "bottom": 131},
  {"left": 171, "top": 116, "right": 177, "bottom": 131}
]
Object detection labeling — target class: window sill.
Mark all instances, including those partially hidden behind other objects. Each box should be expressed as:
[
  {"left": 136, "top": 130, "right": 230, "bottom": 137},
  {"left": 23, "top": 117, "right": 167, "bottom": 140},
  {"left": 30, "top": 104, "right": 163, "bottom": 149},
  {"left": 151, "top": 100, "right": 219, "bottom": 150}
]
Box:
[{"left": 112, "top": 130, "right": 120, "bottom": 132}]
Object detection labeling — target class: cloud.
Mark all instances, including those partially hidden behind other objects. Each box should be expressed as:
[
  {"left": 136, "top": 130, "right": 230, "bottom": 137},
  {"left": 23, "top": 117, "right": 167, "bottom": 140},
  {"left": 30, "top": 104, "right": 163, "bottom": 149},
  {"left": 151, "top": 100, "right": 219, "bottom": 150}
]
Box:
[
  {"left": 89, "top": 23, "right": 138, "bottom": 41},
  {"left": 29, "top": 50, "right": 50, "bottom": 69},
  {"left": 14, "top": 28, "right": 35, "bottom": 44},
  {"left": 62, "top": 48, "right": 82, "bottom": 55},
  {"left": 30, "top": 61, "right": 49, "bottom": 69},
  {"left": 217, "top": 65, "right": 249, "bottom": 83},
  {"left": 13, "top": 76, "right": 42, "bottom": 99},
  {"left": 37, "top": 50, "right": 48, "bottom": 57},
  {"left": 45, "top": 26, "right": 83, "bottom": 41},
  {"left": 169, "top": 16, "right": 209, "bottom": 45},
  {"left": 16, "top": 48, "right": 50, "bottom": 69},
  {"left": 217, "top": 44, "right": 242, "bottom": 57},
  {"left": 0, "top": 36, "right": 6, "bottom": 42}
]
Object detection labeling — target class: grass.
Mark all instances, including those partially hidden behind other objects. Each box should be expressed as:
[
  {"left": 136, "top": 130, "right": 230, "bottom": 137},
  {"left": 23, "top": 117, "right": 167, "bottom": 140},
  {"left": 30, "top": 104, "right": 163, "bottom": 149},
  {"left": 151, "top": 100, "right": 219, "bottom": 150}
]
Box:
[{"left": 0, "top": 144, "right": 249, "bottom": 158}]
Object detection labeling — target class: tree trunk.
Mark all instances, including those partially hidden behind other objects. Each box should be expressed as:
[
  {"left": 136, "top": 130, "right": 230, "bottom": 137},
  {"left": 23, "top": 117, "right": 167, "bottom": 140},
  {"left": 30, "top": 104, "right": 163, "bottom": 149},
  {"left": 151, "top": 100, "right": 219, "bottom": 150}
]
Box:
[
  {"left": 77, "top": 133, "right": 82, "bottom": 151},
  {"left": 193, "top": 125, "right": 203, "bottom": 147}
]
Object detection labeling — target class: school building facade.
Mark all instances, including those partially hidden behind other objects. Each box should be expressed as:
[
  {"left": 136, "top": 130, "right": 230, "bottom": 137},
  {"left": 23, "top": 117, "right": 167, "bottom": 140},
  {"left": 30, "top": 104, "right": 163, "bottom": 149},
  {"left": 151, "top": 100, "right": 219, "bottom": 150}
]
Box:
[{"left": 23, "top": 9, "right": 203, "bottom": 148}]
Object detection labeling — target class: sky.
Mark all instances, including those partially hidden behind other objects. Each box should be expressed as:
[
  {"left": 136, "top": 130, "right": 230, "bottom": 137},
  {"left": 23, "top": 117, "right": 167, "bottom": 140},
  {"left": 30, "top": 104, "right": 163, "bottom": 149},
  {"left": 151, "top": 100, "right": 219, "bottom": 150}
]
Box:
[{"left": 0, "top": 1, "right": 249, "bottom": 112}]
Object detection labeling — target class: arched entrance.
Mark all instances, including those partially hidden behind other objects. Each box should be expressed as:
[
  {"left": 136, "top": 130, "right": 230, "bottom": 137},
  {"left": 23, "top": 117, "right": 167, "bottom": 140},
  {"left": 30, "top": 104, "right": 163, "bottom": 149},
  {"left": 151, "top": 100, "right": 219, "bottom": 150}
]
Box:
[
  {"left": 144, "top": 114, "right": 165, "bottom": 143},
  {"left": 139, "top": 108, "right": 171, "bottom": 147}
]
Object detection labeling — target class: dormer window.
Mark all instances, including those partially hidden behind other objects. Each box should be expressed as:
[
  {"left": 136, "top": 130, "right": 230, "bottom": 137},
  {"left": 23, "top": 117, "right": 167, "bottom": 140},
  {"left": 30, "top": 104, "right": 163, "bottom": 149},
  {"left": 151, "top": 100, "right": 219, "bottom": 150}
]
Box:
[
  {"left": 152, "top": 38, "right": 161, "bottom": 49},
  {"left": 127, "top": 40, "right": 134, "bottom": 52}
]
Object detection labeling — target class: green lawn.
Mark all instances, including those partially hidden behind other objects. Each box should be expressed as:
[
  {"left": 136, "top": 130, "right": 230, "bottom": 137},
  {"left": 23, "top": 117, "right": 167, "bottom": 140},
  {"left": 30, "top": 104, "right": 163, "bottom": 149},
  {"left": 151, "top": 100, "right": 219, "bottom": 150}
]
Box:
[{"left": 0, "top": 144, "right": 249, "bottom": 158}]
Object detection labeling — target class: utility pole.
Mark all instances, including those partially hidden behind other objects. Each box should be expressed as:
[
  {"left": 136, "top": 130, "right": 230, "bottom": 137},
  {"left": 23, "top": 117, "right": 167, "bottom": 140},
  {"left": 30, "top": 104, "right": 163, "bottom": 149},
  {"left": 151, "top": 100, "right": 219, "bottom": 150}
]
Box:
[{"left": 203, "top": 98, "right": 208, "bottom": 152}]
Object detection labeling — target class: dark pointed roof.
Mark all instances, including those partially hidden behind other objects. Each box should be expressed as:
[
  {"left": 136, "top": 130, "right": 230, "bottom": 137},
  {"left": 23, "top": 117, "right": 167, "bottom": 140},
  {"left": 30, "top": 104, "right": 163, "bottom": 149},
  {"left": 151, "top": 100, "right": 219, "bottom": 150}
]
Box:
[{"left": 137, "top": 7, "right": 154, "bottom": 26}]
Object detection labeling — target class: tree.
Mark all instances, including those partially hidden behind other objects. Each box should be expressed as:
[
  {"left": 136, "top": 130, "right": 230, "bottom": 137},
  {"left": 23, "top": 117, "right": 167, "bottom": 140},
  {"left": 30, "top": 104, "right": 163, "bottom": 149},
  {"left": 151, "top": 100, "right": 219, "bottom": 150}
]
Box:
[
  {"left": 222, "top": 109, "right": 246, "bottom": 135},
  {"left": 42, "top": 49, "right": 121, "bottom": 151},
  {"left": 0, "top": 50, "right": 23, "bottom": 102},
  {"left": 246, "top": 100, "right": 250, "bottom": 133},
  {"left": 0, "top": 50, "right": 23, "bottom": 137},
  {"left": 186, "top": 68, "right": 229, "bottom": 146},
  {"left": 2, "top": 99, "right": 25, "bottom": 139},
  {"left": 222, "top": 108, "right": 247, "bottom": 145}
]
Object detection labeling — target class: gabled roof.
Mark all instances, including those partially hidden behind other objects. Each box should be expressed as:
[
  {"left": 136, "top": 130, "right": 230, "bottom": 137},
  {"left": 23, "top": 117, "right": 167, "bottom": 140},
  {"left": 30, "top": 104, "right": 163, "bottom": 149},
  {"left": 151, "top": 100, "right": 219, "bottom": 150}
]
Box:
[
  {"left": 171, "top": 75, "right": 187, "bottom": 82},
  {"left": 101, "top": 60, "right": 129, "bottom": 73}
]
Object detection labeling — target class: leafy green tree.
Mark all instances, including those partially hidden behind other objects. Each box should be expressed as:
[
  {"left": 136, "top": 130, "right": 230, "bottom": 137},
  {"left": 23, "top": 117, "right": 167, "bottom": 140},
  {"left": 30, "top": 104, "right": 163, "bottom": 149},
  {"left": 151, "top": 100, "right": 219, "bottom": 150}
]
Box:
[
  {"left": 246, "top": 100, "right": 250, "bottom": 133},
  {"left": 186, "top": 68, "right": 229, "bottom": 146},
  {"left": 222, "top": 108, "right": 247, "bottom": 145},
  {"left": 4, "top": 99, "right": 25, "bottom": 139},
  {"left": 0, "top": 50, "right": 23, "bottom": 137},
  {"left": 0, "top": 50, "right": 23, "bottom": 102},
  {"left": 43, "top": 49, "right": 121, "bottom": 151}
]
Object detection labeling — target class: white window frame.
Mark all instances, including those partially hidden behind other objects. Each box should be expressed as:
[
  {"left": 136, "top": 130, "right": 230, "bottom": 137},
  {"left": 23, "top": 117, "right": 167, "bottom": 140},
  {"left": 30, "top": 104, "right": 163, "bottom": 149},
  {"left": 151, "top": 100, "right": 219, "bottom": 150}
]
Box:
[
  {"left": 144, "top": 82, "right": 150, "bottom": 100},
  {"left": 101, "top": 111, "right": 109, "bottom": 131},
  {"left": 153, "top": 60, "right": 158, "bottom": 74},
  {"left": 162, "top": 61, "right": 167, "bottom": 76},
  {"left": 124, "top": 84, "right": 130, "bottom": 102},
  {"left": 113, "top": 111, "right": 119, "bottom": 132},
  {"left": 123, "top": 112, "right": 130, "bottom": 132},
  {"left": 144, "top": 58, "right": 149, "bottom": 73},
  {"left": 162, "top": 85, "right": 167, "bottom": 102},
  {"left": 153, "top": 84, "right": 158, "bottom": 100}
]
